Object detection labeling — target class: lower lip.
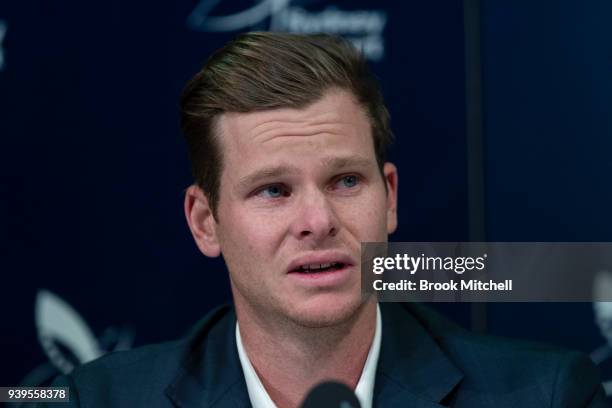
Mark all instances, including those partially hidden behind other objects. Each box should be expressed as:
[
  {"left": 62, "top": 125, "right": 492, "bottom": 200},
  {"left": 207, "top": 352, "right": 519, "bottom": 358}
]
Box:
[{"left": 287, "top": 264, "right": 353, "bottom": 287}]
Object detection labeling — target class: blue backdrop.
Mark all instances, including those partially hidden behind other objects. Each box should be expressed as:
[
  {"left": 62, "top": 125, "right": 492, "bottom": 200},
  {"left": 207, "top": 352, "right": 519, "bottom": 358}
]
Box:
[{"left": 1, "top": 0, "right": 611, "bottom": 396}]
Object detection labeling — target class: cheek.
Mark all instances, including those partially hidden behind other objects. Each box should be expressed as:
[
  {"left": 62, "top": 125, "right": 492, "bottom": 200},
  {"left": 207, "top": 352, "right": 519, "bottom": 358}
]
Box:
[
  {"left": 218, "top": 205, "right": 285, "bottom": 260},
  {"left": 336, "top": 191, "right": 389, "bottom": 240}
]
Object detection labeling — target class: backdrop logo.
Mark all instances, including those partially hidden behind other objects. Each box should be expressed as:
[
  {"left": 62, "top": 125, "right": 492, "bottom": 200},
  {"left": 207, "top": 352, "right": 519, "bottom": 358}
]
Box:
[
  {"left": 187, "top": 0, "right": 387, "bottom": 61},
  {"left": 17, "top": 290, "right": 134, "bottom": 387},
  {"left": 0, "top": 20, "right": 6, "bottom": 71}
]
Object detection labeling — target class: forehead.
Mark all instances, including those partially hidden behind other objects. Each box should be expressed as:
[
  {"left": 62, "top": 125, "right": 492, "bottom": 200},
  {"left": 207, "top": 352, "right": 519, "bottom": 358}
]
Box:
[{"left": 216, "top": 90, "right": 374, "bottom": 163}]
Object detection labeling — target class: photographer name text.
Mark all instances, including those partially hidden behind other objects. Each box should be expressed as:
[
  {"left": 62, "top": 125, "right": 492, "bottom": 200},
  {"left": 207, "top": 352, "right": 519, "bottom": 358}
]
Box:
[{"left": 373, "top": 279, "right": 513, "bottom": 292}]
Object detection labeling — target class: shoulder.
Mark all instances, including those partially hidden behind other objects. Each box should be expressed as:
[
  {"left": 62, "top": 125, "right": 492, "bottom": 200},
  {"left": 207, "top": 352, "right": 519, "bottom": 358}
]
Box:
[
  {"left": 47, "top": 305, "right": 235, "bottom": 408},
  {"left": 386, "top": 303, "right": 607, "bottom": 406},
  {"left": 36, "top": 341, "right": 185, "bottom": 408},
  {"left": 72, "top": 340, "right": 184, "bottom": 391}
]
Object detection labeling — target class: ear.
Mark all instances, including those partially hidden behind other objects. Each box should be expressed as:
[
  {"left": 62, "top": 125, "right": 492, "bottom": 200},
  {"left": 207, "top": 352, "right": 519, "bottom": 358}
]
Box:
[
  {"left": 383, "top": 162, "right": 398, "bottom": 234},
  {"left": 184, "top": 185, "right": 221, "bottom": 257}
]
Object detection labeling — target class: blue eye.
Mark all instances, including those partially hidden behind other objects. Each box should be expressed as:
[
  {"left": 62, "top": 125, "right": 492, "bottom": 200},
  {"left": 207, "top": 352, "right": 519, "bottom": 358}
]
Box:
[
  {"left": 339, "top": 175, "right": 359, "bottom": 188},
  {"left": 258, "top": 184, "right": 287, "bottom": 198}
]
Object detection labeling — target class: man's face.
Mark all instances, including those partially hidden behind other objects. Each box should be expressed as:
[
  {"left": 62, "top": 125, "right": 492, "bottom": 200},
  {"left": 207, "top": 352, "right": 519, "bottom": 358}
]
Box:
[{"left": 187, "top": 89, "right": 397, "bottom": 327}]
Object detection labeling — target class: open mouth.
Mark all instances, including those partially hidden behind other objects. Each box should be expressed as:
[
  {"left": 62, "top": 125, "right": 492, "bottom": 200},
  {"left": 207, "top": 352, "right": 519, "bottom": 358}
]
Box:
[{"left": 293, "top": 262, "right": 346, "bottom": 274}]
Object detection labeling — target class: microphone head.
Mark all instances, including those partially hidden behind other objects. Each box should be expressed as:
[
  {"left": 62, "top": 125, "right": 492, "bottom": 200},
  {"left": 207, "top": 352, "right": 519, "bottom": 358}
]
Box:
[{"left": 300, "top": 381, "right": 361, "bottom": 408}]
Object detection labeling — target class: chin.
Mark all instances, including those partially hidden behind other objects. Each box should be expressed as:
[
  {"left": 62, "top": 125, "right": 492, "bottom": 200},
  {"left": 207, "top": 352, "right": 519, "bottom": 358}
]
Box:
[{"left": 284, "top": 293, "right": 372, "bottom": 328}]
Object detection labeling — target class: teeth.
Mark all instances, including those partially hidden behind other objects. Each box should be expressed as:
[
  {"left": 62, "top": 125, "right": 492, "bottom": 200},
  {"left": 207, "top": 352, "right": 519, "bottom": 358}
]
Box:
[{"left": 300, "top": 262, "right": 339, "bottom": 271}]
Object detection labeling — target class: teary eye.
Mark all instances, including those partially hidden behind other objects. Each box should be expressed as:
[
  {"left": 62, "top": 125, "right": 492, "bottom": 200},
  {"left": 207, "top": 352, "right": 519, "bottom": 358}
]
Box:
[
  {"left": 257, "top": 184, "right": 288, "bottom": 198},
  {"left": 338, "top": 175, "right": 359, "bottom": 188}
]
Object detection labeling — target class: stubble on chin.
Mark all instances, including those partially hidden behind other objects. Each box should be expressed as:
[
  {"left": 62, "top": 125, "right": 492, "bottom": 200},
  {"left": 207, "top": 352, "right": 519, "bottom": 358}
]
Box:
[{"left": 278, "top": 292, "right": 376, "bottom": 331}]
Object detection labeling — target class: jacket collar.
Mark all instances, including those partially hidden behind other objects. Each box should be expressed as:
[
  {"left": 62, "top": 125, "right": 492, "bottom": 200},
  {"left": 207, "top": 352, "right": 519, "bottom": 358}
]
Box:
[
  {"left": 374, "top": 303, "right": 464, "bottom": 407},
  {"left": 166, "top": 305, "right": 250, "bottom": 408},
  {"left": 166, "top": 303, "right": 464, "bottom": 408}
]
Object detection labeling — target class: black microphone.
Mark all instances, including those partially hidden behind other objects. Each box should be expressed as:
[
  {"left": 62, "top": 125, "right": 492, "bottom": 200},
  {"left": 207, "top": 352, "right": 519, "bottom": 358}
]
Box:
[{"left": 300, "top": 381, "right": 362, "bottom": 408}]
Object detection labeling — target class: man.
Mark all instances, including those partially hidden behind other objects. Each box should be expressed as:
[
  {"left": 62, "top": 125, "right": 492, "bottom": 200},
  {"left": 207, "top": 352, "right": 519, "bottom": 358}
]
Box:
[{"left": 42, "top": 32, "right": 606, "bottom": 407}]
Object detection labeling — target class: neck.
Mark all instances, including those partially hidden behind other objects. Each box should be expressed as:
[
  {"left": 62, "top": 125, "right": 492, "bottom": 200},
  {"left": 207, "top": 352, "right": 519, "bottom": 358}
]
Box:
[{"left": 235, "top": 298, "right": 377, "bottom": 408}]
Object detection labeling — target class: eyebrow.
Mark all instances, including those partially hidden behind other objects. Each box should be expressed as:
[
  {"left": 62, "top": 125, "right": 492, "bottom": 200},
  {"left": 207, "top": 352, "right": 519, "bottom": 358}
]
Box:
[
  {"left": 322, "top": 155, "right": 374, "bottom": 171},
  {"left": 236, "top": 155, "right": 376, "bottom": 192},
  {"left": 237, "top": 165, "right": 301, "bottom": 192}
]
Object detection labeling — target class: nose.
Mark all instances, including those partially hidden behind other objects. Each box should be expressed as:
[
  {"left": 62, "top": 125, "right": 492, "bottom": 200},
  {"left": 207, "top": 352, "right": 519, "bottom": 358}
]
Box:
[{"left": 291, "top": 187, "right": 339, "bottom": 242}]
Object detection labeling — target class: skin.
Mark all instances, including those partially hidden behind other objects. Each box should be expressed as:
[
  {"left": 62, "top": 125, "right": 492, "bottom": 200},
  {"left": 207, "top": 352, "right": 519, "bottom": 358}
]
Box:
[{"left": 185, "top": 89, "right": 398, "bottom": 407}]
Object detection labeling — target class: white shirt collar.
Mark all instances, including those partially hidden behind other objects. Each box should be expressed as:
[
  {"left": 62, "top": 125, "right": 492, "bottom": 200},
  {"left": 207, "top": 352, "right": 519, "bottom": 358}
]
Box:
[{"left": 235, "top": 304, "right": 382, "bottom": 408}]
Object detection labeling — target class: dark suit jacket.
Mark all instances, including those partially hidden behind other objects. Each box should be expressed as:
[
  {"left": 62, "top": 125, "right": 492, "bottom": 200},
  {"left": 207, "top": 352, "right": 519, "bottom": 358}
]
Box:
[{"left": 40, "top": 303, "right": 607, "bottom": 407}]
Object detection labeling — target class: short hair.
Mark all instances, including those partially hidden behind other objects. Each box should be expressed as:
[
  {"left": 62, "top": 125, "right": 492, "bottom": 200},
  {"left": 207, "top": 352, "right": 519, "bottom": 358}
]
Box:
[{"left": 181, "top": 31, "right": 393, "bottom": 219}]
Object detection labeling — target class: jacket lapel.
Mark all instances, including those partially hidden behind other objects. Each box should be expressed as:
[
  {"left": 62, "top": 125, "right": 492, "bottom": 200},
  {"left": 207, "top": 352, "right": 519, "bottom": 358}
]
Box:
[
  {"left": 165, "top": 303, "right": 463, "bottom": 408},
  {"left": 374, "top": 303, "right": 464, "bottom": 407},
  {"left": 165, "top": 305, "right": 251, "bottom": 408}
]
